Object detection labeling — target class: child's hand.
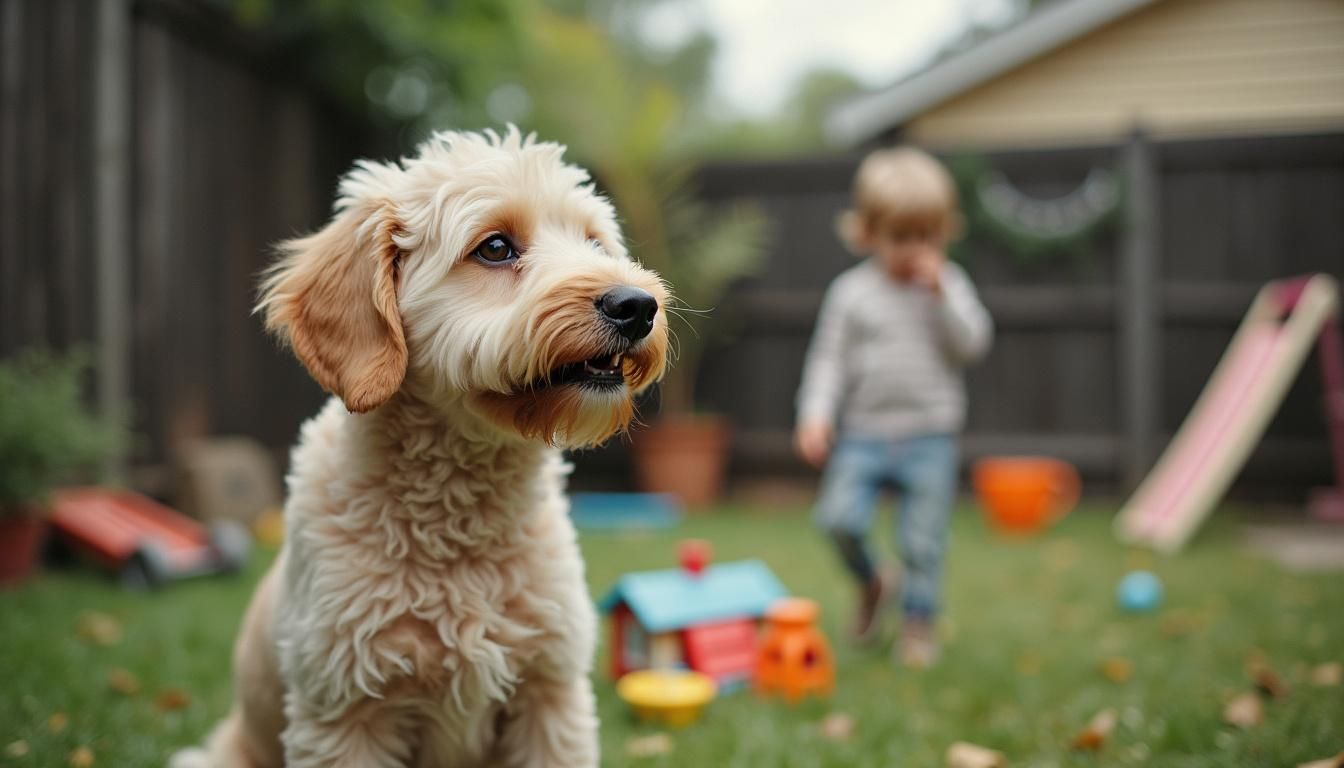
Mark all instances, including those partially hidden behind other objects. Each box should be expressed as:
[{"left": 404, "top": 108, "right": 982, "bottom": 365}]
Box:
[
  {"left": 909, "top": 250, "right": 944, "bottom": 296},
  {"left": 794, "top": 420, "right": 834, "bottom": 469}
]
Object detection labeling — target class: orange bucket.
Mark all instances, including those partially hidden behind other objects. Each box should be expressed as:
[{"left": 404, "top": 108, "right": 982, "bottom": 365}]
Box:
[{"left": 972, "top": 456, "right": 1080, "bottom": 535}]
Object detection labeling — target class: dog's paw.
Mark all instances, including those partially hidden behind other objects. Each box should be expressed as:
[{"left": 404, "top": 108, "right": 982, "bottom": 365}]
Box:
[{"left": 167, "top": 747, "right": 211, "bottom": 768}]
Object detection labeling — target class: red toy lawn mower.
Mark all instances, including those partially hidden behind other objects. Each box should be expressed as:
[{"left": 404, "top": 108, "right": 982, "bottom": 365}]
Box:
[{"left": 48, "top": 488, "right": 250, "bottom": 589}]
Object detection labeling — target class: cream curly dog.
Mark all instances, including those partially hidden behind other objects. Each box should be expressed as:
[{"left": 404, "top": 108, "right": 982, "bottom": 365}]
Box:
[{"left": 171, "top": 128, "right": 668, "bottom": 768}]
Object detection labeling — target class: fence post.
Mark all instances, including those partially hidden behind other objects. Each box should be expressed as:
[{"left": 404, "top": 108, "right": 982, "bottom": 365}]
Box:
[
  {"left": 1119, "top": 127, "right": 1161, "bottom": 491},
  {"left": 94, "top": 0, "right": 132, "bottom": 482}
]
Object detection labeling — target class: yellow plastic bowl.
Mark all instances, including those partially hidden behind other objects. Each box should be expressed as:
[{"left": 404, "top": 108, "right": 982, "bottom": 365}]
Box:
[{"left": 616, "top": 670, "right": 717, "bottom": 727}]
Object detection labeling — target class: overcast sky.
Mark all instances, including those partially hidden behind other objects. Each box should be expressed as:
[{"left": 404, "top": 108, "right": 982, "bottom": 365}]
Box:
[{"left": 638, "top": 0, "right": 1020, "bottom": 117}]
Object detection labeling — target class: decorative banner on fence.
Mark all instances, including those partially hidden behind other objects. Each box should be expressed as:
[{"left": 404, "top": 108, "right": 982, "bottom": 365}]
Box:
[
  {"left": 976, "top": 168, "right": 1120, "bottom": 241},
  {"left": 948, "top": 153, "right": 1124, "bottom": 265}
]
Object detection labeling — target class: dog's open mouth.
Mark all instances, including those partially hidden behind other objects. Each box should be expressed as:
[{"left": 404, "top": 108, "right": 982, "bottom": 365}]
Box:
[{"left": 543, "top": 352, "right": 626, "bottom": 391}]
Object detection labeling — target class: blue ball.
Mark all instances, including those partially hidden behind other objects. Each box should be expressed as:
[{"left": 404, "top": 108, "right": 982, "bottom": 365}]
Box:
[{"left": 1116, "top": 570, "right": 1163, "bottom": 613}]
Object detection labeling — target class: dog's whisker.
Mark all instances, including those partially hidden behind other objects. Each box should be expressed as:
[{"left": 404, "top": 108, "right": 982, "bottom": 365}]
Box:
[{"left": 665, "top": 303, "right": 711, "bottom": 316}]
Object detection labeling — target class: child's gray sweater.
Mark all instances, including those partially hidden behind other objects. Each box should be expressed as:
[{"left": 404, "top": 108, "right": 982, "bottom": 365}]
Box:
[{"left": 796, "top": 259, "right": 993, "bottom": 440}]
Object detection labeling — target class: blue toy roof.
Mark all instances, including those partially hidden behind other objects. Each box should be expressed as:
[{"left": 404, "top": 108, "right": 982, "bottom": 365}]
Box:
[{"left": 597, "top": 559, "right": 788, "bottom": 634}]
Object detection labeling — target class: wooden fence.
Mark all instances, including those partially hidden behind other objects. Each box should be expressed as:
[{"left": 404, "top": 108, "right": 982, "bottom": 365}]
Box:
[
  {"left": 1, "top": 0, "right": 363, "bottom": 484},
  {"left": 4, "top": 3, "right": 1339, "bottom": 500},
  {"left": 652, "top": 131, "right": 1343, "bottom": 498}
]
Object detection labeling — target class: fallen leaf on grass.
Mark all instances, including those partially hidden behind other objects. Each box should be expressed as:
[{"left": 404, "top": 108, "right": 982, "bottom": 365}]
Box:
[
  {"left": 945, "top": 742, "right": 1006, "bottom": 768},
  {"left": 1100, "top": 657, "right": 1132, "bottom": 683},
  {"left": 624, "top": 733, "right": 672, "bottom": 758},
  {"left": 76, "top": 612, "right": 122, "bottom": 647},
  {"left": 6, "top": 740, "right": 29, "bottom": 758},
  {"left": 1071, "top": 708, "right": 1117, "bottom": 751},
  {"left": 1250, "top": 665, "right": 1289, "bottom": 699},
  {"left": 107, "top": 667, "right": 141, "bottom": 695},
  {"left": 1222, "top": 692, "right": 1263, "bottom": 729},
  {"left": 1310, "top": 662, "right": 1342, "bottom": 687},
  {"left": 154, "top": 689, "right": 191, "bottom": 712},
  {"left": 69, "top": 746, "right": 94, "bottom": 767},
  {"left": 1159, "top": 610, "right": 1204, "bottom": 638},
  {"left": 1297, "top": 753, "right": 1344, "bottom": 768},
  {"left": 819, "top": 712, "right": 855, "bottom": 742},
  {"left": 49, "top": 712, "right": 69, "bottom": 733}
]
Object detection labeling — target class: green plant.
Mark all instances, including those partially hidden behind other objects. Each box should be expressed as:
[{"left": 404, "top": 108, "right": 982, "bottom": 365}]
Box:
[
  {"left": 654, "top": 181, "right": 768, "bottom": 414},
  {"left": 0, "top": 349, "right": 127, "bottom": 513}
]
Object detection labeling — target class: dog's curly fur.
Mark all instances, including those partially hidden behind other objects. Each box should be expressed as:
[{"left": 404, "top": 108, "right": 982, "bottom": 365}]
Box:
[{"left": 170, "top": 128, "right": 668, "bottom": 768}]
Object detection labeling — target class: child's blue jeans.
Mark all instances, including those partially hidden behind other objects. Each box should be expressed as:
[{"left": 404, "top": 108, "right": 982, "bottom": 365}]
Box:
[{"left": 813, "top": 433, "right": 959, "bottom": 620}]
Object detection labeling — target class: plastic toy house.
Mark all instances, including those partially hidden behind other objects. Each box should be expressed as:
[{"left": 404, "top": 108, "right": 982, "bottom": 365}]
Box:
[{"left": 598, "top": 545, "right": 787, "bottom": 686}]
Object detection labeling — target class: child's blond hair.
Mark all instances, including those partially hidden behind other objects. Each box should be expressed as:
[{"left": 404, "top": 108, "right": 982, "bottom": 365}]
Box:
[{"left": 836, "top": 147, "right": 961, "bottom": 252}]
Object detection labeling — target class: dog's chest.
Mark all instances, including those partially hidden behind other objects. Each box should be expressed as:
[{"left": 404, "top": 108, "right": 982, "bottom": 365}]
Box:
[{"left": 371, "top": 556, "right": 549, "bottom": 697}]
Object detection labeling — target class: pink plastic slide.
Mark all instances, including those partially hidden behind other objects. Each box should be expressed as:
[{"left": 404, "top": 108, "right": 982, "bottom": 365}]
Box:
[{"left": 1115, "top": 274, "right": 1340, "bottom": 552}]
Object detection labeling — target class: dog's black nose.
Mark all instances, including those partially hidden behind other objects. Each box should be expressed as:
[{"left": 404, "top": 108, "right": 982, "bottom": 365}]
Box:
[{"left": 597, "top": 286, "right": 658, "bottom": 342}]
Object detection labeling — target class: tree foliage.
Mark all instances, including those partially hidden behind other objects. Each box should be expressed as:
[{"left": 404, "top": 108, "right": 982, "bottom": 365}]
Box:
[{"left": 227, "top": 0, "right": 773, "bottom": 415}]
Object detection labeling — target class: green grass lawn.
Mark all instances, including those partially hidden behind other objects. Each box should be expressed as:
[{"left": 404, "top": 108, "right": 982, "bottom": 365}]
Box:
[{"left": 2, "top": 504, "right": 1341, "bottom": 767}]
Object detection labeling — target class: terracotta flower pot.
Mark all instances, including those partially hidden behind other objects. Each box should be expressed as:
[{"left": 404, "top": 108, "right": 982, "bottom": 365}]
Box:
[
  {"left": 0, "top": 509, "right": 47, "bottom": 587},
  {"left": 631, "top": 415, "right": 732, "bottom": 508}
]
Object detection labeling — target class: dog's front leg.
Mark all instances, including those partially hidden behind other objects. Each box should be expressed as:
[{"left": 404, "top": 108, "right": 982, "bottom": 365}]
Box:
[
  {"left": 493, "top": 673, "right": 599, "bottom": 768},
  {"left": 282, "top": 693, "right": 418, "bottom": 768}
]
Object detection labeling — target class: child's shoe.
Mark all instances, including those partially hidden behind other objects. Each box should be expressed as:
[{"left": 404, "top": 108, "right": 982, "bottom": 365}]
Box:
[
  {"left": 896, "top": 617, "right": 939, "bottom": 668},
  {"left": 851, "top": 566, "right": 896, "bottom": 645}
]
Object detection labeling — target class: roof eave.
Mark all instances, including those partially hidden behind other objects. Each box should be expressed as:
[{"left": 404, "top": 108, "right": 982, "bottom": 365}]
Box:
[{"left": 825, "top": 0, "right": 1160, "bottom": 146}]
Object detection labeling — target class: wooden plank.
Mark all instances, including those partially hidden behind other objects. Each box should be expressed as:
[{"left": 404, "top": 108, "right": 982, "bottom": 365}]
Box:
[
  {"left": 216, "top": 58, "right": 258, "bottom": 438},
  {"left": 1283, "top": 166, "right": 1344, "bottom": 276},
  {"left": 1161, "top": 170, "right": 1231, "bottom": 282},
  {"left": 695, "top": 155, "right": 859, "bottom": 198},
  {"left": 51, "top": 0, "right": 94, "bottom": 349},
  {"left": 1118, "top": 129, "right": 1161, "bottom": 490},
  {"left": 163, "top": 33, "right": 214, "bottom": 453},
  {"left": 21, "top": 0, "right": 50, "bottom": 351},
  {"left": 132, "top": 20, "right": 176, "bottom": 464},
  {"left": 94, "top": 0, "right": 132, "bottom": 480},
  {"left": 1050, "top": 330, "right": 1119, "bottom": 432},
  {"left": 1161, "top": 131, "right": 1344, "bottom": 172},
  {"left": 1162, "top": 282, "right": 1261, "bottom": 324},
  {"left": 0, "top": 0, "right": 26, "bottom": 356}
]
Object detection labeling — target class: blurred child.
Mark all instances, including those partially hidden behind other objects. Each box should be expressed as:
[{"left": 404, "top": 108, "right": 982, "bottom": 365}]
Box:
[{"left": 794, "top": 147, "right": 992, "bottom": 667}]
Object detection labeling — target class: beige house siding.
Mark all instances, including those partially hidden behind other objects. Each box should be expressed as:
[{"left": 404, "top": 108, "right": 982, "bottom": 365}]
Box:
[{"left": 906, "top": 0, "right": 1344, "bottom": 148}]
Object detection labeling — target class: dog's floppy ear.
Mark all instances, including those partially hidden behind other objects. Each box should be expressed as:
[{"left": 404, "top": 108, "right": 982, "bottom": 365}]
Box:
[{"left": 257, "top": 200, "right": 407, "bottom": 414}]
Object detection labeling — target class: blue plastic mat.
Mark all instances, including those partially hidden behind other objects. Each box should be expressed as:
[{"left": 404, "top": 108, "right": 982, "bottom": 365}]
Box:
[{"left": 568, "top": 492, "right": 682, "bottom": 530}]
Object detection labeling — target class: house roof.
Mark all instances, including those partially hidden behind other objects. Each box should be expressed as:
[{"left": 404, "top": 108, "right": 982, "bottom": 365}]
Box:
[
  {"left": 825, "top": 0, "right": 1161, "bottom": 146},
  {"left": 598, "top": 560, "right": 788, "bottom": 634}
]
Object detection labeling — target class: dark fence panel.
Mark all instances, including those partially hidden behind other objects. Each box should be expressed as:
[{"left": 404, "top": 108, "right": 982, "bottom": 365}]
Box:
[
  {"left": 1, "top": 1, "right": 99, "bottom": 359},
  {"left": 1, "top": 0, "right": 366, "bottom": 486},
  {"left": 645, "top": 131, "right": 1344, "bottom": 499}
]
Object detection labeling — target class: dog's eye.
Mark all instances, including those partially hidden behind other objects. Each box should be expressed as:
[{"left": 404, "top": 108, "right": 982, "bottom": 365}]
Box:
[{"left": 473, "top": 235, "right": 517, "bottom": 264}]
